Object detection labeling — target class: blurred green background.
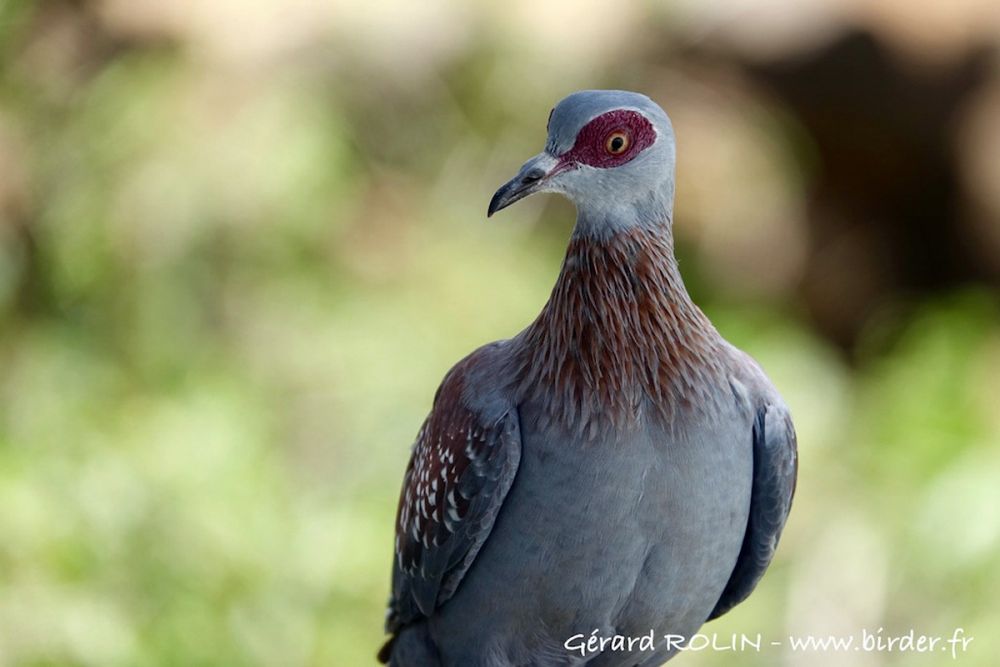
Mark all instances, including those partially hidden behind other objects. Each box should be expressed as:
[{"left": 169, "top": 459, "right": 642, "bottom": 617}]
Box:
[{"left": 1, "top": 1, "right": 999, "bottom": 665}]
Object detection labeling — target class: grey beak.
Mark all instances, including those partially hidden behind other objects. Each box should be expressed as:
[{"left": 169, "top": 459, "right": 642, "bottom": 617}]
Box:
[{"left": 487, "top": 153, "right": 559, "bottom": 217}]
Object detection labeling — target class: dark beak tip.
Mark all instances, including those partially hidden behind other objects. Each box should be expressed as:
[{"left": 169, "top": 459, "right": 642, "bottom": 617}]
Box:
[
  {"left": 487, "top": 160, "right": 551, "bottom": 218},
  {"left": 487, "top": 188, "right": 510, "bottom": 218}
]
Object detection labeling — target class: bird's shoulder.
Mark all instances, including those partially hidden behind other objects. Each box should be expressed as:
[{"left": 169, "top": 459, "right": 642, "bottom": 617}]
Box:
[
  {"left": 430, "top": 339, "right": 516, "bottom": 421},
  {"left": 715, "top": 339, "right": 786, "bottom": 411}
]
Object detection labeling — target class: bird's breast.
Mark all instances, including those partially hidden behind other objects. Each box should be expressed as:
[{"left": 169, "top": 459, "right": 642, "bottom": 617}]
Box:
[{"left": 434, "top": 398, "right": 754, "bottom": 660}]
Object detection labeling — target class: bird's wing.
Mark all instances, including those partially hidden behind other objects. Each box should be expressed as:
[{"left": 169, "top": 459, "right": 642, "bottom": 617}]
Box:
[
  {"left": 384, "top": 353, "right": 522, "bottom": 633},
  {"left": 708, "top": 402, "right": 797, "bottom": 620}
]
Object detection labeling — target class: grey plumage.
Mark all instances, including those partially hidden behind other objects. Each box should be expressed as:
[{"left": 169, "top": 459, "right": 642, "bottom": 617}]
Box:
[{"left": 381, "top": 90, "right": 798, "bottom": 666}]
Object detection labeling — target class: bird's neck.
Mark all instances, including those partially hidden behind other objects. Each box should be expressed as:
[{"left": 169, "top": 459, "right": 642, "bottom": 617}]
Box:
[
  {"left": 570, "top": 184, "right": 675, "bottom": 241},
  {"left": 514, "top": 225, "right": 723, "bottom": 436}
]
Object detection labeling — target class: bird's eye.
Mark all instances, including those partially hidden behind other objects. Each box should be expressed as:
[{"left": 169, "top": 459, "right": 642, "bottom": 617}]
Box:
[{"left": 605, "top": 131, "right": 630, "bottom": 155}]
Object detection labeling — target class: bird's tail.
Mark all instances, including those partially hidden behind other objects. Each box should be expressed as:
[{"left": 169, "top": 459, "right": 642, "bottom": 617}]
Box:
[
  {"left": 376, "top": 636, "right": 395, "bottom": 664},
  {"left": 377, "top": 622, "right": 440, "bottom": 666}
]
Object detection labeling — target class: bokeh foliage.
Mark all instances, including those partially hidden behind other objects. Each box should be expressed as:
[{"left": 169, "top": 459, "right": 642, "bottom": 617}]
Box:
[{"left": 1, "top": 1, "right": 999, "bottom": 666}]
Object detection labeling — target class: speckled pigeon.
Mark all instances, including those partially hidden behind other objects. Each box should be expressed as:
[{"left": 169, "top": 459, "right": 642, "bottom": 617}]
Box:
[{"left": 379, "top": 90, "right": 797, "bottom": 667}]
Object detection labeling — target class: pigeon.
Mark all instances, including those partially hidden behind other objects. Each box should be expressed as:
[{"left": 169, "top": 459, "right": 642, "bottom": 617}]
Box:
[{"left": 379, "top": 89, "right": 797, "bottom": 666}]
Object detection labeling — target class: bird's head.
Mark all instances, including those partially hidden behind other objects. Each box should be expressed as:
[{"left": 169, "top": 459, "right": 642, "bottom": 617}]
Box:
[{"left": 488, "top": 90, "right": 676, "bottom": 237}]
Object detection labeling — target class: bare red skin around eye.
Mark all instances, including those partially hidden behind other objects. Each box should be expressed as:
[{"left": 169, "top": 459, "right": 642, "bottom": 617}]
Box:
[{"left": 556, "top": 110, "right": 657, "bottom": 171}]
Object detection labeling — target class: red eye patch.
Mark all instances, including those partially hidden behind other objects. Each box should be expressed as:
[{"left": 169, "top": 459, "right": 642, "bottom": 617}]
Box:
[{"left": 557, "top": 109, "right": 656, "bottom": 170}]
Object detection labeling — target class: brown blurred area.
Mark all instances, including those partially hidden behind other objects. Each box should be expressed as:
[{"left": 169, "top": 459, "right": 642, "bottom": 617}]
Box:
[
  {"left": 680, "top": 22, "right": 1000, "bottom": 354},
  {"left": 650, "top": 1, "right": 1000, "bottom": 356}
]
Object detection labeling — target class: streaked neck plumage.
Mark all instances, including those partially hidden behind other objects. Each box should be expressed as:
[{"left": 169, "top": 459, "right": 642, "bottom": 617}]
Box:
[{"left": 512, "top": 212, "right": 724, "bottom": 438}]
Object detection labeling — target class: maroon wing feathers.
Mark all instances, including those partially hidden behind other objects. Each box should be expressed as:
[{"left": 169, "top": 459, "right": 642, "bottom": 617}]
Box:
[{"left": 387, "top": 353, "right": 521, "bottom": 630}]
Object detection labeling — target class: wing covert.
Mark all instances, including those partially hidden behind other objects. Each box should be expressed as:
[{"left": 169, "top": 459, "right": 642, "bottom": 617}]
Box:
[
  {"left": 385, "top": 356, "right": 522, "bottom": 632},
  {"left": 709, "top": 402, "right": 797, "bottom": 620}
]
